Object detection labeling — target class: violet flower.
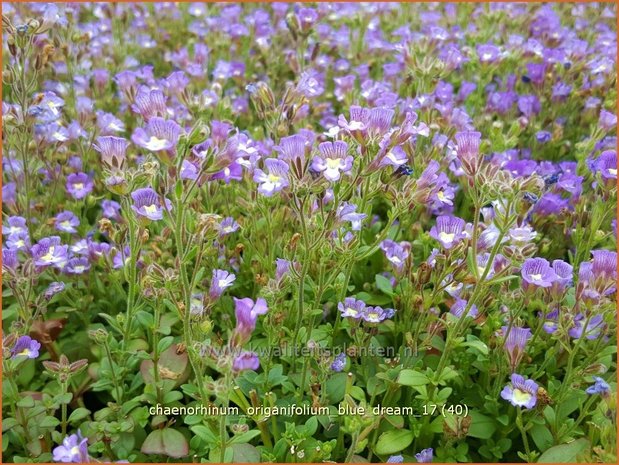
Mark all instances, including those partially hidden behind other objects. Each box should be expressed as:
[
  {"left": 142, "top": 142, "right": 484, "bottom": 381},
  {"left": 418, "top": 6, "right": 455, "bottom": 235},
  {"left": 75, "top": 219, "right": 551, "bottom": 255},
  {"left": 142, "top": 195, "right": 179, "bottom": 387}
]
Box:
[
  {"left": 11, "top": 335, "right": 41, "bottom": 359},
  {"left": 415, "top": 448, "right": 434, "bottom": 463},
  {"left": 31, "top": 236, "right": 69, "bottom": 269},
  {"left": 500, "top": 373, "right": 539, "bottom": 409},
  {"left": 429, "top": 215, "right": 467, "bottom": 249},
  {"left": 209, "top": 269, "right": 236, "bottom": 300},
  {"left": 521, "top": 257, "right": 558, "bottom": 288},
  {"left": 52, "top": 432, "right": 90, "bottom": 463},
  {"left": 311, "top": 141, "right": 353, "bottom": 181},
  {"left": 55, "top": 211, "right": 80, "bottom": 234},
  {"left": 502, "top": 326, "right": 532, "bottom": 370},
  {"left": 66, "top": 172, "right": 94, "bottom": 200},
  {"left": 232, "top": 351, "right": 260, "bottom": 372},
  {"left": 253, "top": 158, "right": 289, "bottom": 197},
  {"left": 130, "top": 187, "right": 172, "bottom": 221},
  {"left": 131, "top": 117, "right": 182, "bottom": 152}
]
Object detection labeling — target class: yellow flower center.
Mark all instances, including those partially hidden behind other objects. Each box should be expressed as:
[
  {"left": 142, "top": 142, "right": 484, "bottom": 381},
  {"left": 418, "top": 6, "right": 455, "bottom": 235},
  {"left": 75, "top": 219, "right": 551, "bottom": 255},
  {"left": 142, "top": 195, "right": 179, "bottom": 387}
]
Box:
[
  {"left": 512, "top": 388, "right": 532, "bottom": 404},
  {"left": 144, "top": 204, "right": 158, "bottom": 215},
  {"left": 439, "top": 232, "right": 455, "bottom": 244}
]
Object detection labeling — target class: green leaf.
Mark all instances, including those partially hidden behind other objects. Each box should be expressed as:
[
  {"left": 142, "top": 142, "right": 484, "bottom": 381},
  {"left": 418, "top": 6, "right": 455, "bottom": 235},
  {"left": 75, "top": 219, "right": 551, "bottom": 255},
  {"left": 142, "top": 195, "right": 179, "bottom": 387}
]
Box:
[
  {"left": 39, "top": 416, "right": 60, "bottom": 428},
  {"left": 375, "top": 274, "right": 394, "bottom": 296},
  {"left": 396, "top": 369, "right": 429, "bottom": 387},
  {"left": 375, "top": 429, "right": 414, "bottom": 455},
  {"left": 232, "top": 443, "right": 261, "bottom": 462},
  {"left": 141, "top": 428, "right": 188, "bottom": 458},
  {"left": 537, "top": 439, "right": 589, "bottom": 463},
  {"left": 467, "top": 411, "right": 496, "bottom": 439},
  {"left": 530, "top": 424, "right": 554, "bottom": 453},
  {"left": 230, "top": 430, "right": 261, "bottom": 445},
  {"left": 68, "top": 408, "right": 91, "bottom": 423},
  {"left": 191, "top": 425, "right": 217, "bottom": 444}
]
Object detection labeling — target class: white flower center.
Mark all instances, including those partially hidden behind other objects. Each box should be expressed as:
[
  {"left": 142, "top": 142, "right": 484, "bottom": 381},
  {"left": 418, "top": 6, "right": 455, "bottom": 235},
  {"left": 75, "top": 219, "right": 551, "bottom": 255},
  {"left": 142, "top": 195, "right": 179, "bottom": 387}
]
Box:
[{"left": 439, "top": 232, "right": 455, "bottom": 244}]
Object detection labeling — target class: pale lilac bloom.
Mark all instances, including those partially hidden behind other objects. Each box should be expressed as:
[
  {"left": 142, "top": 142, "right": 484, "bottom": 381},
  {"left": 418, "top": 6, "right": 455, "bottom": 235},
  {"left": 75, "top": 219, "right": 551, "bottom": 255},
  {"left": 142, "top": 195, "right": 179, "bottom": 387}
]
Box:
[
  {"left": 502, "top": 326, "right": 532, "bottom": 369},
  {"left": 311, "top": 141, "right": 353, "bottom": 181},
  {"left": 338, "top": 297, "right": 366, "bottom": 319},
  {"left": 131, "top": 117, "right": 182, "bottom": 152},
  {"left": 218, "top": 217, "right": 240, "bottom": 237},
  {"left": 253, "top": 158, "right": 289, "bottom": 196},
  {"left": 362, "top": 305, "right": 395, "bottom": 323},
  {"left": 429, "top": 215, "right": 467, "bottom": 249},
  {"left": 66, "top": 172, "right": 94, "bottom": 200},
  {"left": 3, "top": 216, "right": 27, "bottom": 237},
  {"left": 52, "top": 432, "right": 89, "bottom": 463},
  {"left": 93, "top": 136, "right": 129, "bottom": 169},
  {"left": 209, "top": 269, "right": 236, "bottom": 299},
  {"left": 233, "top": 351, "right": 260, "bottom": 372},
  {"left": 501, "top": 373, "right": 538, "bottom": 409},
  {"left": 521, "top": 257, "right": 557, "bottom": 288},
  {"left": 569, "top": 314, "right": 605, "bottom": 340},
  {"left": 336, "top": 202, "right": 366, "bottom": 230},
  {"left": 233, "top": 297, "right": 269, "bottom": 340},
  {"left": 380, "top": 239, "right": 410, "bottom": 271},
  {"left": 586, "top": 377, "right": 610, "bottom": 396},
  {"left": 450, "top": 298, "right": 478, "bottom": 318},
  {"left": 64, "top": 257, "right": 91, "bottom": 275},
  {"left": 131, "top": 187, "right": 173, "bottom": 221},
  {"left": 415, "top": 448, "right": 434, "bottom": 463},
  {"left": 11, "top": 335, "right": 41, "bottom": 359},
  {"left": 31, "top": 236, "right": 69, "bottom": 269},
  {"left": 6, "top": 231, "right": 30, "bottom": 251},
  {"left": 55, "top": 211, "right": 80, "bottom": 234}
]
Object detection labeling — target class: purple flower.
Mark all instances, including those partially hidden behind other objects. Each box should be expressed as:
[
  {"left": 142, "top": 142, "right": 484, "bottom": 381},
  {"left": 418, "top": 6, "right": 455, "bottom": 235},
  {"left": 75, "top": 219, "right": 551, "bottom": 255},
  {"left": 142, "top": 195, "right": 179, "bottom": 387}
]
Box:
[
  {"left": 218, "top": 217, "right": 240, "bottom": 237},
  {"left": 31, "top": 236, "right": 69, "bottom": 269},
  {"left": 275, "top": 258, "right": 292, "bottom": 282},
  {"left": 599, "top": 109, "right": 617, "bottom": 131},
  {"left": 551, "top": 259, "right": 573, "bottom": 289},
  {"left": 93, "top": 136, "right": 129, "bottom": 169},
  {"left": 331, "top": 353, "right": 346, "bottom": 372},
  {"left": 6, "top": 230, "right": 30, "bottom": 251},
  {"left": 380, "top": 239, "right": 410, "bottom": 271},
  {"left": 586, "top": 377, "right": 610, "bottom": 396},
  {"left": 130, "top": 187, "right": 172, "bottom": 221},
  {"left": 477, "top": 43, "right": 500, "bottom": 63},
  {"left": 275, "top": 134, "right": 308, "bottom": 167},
  {"left": 500, "top": 373, "right": 539, "bottom": 409},
  {"left": 503, "top": 326, "right": 532, "bottom": 369},
  {"left": 2, "top": 248, "right": 19, "bottom": 270},
  {"left": 379, "top": 145, "right": 408, "bottom": 168},
  {"left": 131, "top": 117, "right": 182, "bottom": 152},
  {"left": 64, "top": 257, "right": 91, "bottom": 275},
  {"left": 232, "top": 351, "right": 260, "bottom": 372},
  {"left": 594, "top": 150, "right": 616, "bottom": 181},
  {"left": 362, "top": 305, "right": 395, "bottom": 323},
  {"left": 336, "top": 202, "right": 366, "bottom": 231},
  {"left": 11, "top": 335, "right": 41, "bottom": 359},
  {"left": 454, "top": 131, "right": 482, "bottom": 175},
  {"left": 387, "top": 455, "right": 403, "bottom": 463},
  {"left": 450, "top": 298, "right": 478, "bottom": 319},
  {"left": 44, "top": 281, "right": 65, "bottom": 300},
  {"left": 3, "top": 216, "right": 27, "bottom": 237},
  {"left": 517, "top": 94, "right": 540, "bottom": 117},
  {"left": 521, "top": 258, "right": 558, "bottom": 288},
  {"left": 311, "top": 141, "right": 353, "bottom": 181},
  {"left": 52, "top": 432, "right": 89, "bottom": 463},
  {"left": 233, "top": 297, "right": 268, "bottom": 343},
  {"left": 296, "top": 69, "right": 324, "bottom": 98},
  {"left": 209, "top": 269, "right": 236, "bottom": 300},
  {"left": 253, "top": 158, "right": 289, "bottom": 196},
  {"left": 101, "top": 200, "right": 122, "bottom": 220},
  {"left": 569, "top": 314, "right": 605, "bottom": 340},
  {"left": 338, "top": 105, "right": 369, "bottom": 136},
  {"left": 429, "top": 215, "right": 467, "bottom": 249},
  {"left": 66, "top": 172, "right": 94, "bottom": 200},
  {"left": 55, "top": 211, "right": 80, "bottom": 234},
  {"left": 131, "top": 88, "right": 167, "bottom": 121},
  {"left": 338, "top": 297, "right": 366, "bottom": 319},
  {"left": 415, "top": 448, "right": 433, "bottom": 463}
]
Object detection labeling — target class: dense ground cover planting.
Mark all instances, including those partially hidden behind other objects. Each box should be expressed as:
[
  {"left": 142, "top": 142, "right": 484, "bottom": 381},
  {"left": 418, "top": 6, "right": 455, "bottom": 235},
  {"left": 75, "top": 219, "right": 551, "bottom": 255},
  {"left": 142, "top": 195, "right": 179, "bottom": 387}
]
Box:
[{"left": 1, "top": 2, "right": 617, "bottom": 463}]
